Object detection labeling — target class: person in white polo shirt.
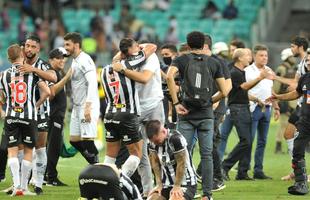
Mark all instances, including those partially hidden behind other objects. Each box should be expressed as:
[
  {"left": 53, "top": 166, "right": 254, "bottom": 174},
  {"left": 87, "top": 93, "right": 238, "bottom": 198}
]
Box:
[{"left": 245, "top": 44, "right": 280, "bottom": 179}]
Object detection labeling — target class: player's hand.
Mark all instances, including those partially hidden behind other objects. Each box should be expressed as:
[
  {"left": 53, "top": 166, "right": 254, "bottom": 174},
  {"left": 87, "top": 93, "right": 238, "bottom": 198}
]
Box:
[
  {"left": 265, "top": 92, "right": 278, "bottom": 104},
  {"left": 169, "top": 186, "right": 183, "bottom": 200},
  {"left": 0, "top": 109, "right": 5, "bottom": 119},
  {"left": 65, "top": 68, "right": 73, "bottom": 80},
  {"left": 84, "top": 103, "right": 92, "bottom": 122},
  {"left": 274, "top": 109, "right": 280, "bottom": 121},
  {"left": 19, "top": 63, "right": 35, "bottom": 74},
  {"left": 149, "top": 185, "right": 162, "bottom": 196},
  {"left": 112, "top": 62, "right": 123, "bottom": 72},
  {"left": 175, "top": 104, "right": 189, "bottom": 116}
]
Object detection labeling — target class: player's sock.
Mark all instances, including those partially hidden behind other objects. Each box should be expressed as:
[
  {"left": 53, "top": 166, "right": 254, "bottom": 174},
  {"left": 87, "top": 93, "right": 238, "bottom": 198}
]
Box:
[
  {"left": 122, "top": 155, "right": 140, "bottom": 177},
  {"left": 17, "top": 150, "right": 24, "bottom": 183},
  {"left": 83, "top": 140, "right": 99, "bottom": 163},
  {"left": 286, "top": 138, "right": 294, "bottom": 157},
  {"left": 70, "top": 141, "right": 96, "bottom": 164},
  {"left": 8, "top": 157, "right": 20, "bottom": 188},
  {"left": 31, "top": 149, "right": 37, "bottom": 185},
  {"left": 103, "top": 155, "right": 116, "bottom": 164},
  {"left": 21, "top": 160, "right": 32, "bottom": 191},
  {"left": 35, "top": 147, "right": 47, "bottom": 188},
  {"left": 17, "top": 150, "right": 24, "bottom": 165},
  {"left": 70, "top": 141, "right": 85, "bottom": 153},
  {"left": 83, "top": 140, "right": 99, "bottom": 155}
]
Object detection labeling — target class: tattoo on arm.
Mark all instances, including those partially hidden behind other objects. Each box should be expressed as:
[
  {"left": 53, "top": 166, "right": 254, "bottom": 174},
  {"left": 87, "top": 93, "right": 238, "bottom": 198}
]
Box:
[
  {"left": 149, "top": 151, "right": 162, "bottom": 186},
  {"left": 174, "top": 150, "right": 186, "bottom": 187}
]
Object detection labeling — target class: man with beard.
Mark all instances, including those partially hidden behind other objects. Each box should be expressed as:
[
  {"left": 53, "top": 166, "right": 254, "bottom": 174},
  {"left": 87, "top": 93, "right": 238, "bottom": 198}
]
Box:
[
  {"left": 64, "top": 32, "right": 100, "bottom": 165},
  {"left": 266, "top": 53, "right": 310, "bottom": 195},
  {"left": 18, "top": 34, "right": 57, "bottom": 195},
  {"left": 273, "top": 36, "right": 309, "bottom": 181}
]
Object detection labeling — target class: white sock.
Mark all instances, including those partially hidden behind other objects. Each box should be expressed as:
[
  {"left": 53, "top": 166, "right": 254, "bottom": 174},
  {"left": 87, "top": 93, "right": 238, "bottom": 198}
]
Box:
[
  {"left": 35, "top": 147, "right": 47, "bottom": 188},
  {"left": 32, "top": 149, "right": 37, "bottom": 185},
  {"left": 21, "top": 160, "right": 32, "bottom": 191},
  {"left": 103, "top": 155, "right": 116, "bottom": 164},
  {"left": 8, "top": 157, "right": 20, "bottom": 188},
  {"left": 287, "top": 131, "right": 300, "bottom": 158},
  {"left": 286, "top": 138, "right": 294, "bottom": 158},
  {"left": 122, "top": 155, "right": 140, "bottom": 177},
  {"left": 17, "top": 150, "right": 24, "bottom": 164}
]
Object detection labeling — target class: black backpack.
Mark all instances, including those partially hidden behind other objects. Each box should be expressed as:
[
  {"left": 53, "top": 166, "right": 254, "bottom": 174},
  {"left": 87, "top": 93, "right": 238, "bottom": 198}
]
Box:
[{"left": 180, "top": 53, "right": 213, "bottom": 108}]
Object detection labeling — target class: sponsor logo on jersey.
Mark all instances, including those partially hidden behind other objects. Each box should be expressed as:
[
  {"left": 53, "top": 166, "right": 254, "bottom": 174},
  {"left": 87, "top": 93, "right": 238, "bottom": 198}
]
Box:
[
  {"left": 6, "top": 118, "right": 30, "bottom": 125},
  {"left": 13, "top": 107, "right": 24, "bottom": 113},
  {"left": 79, "top": 178, "right": 108, "bottom": 185},
  {"left": 38, "top": 122, "right": 48, "bottom": 128}
]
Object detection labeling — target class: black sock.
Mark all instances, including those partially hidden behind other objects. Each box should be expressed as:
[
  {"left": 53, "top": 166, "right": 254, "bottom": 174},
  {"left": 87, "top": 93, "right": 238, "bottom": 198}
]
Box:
[
  {"left": 82, "top": 140, "right": 98, "bottom": 155},
  {"left": 70, "top": 141, "right": 85, "bottom": 153}
]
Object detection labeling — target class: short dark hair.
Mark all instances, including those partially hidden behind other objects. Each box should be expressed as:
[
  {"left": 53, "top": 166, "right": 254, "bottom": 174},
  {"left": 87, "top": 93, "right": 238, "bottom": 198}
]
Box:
[
  {"left": 179, "top": 43, "right": 189, "bottom": 53},
  {"left": 26, "top": 34, "right": 40, "bottom": 43},
  {"left": 186, "top": 31, "right": 205, "bottom": 50},
  {"left": 145, "top": 120, "right": 161, "bottom": 139},
  {"left": 119, "top": 38, "right": 135, "bottom": 56},
  {"left": 64, "top": 32, "right": 82, "bottom": 48},
  {"left": 291, "top": 36, "right": 309, "bottom": 51},
  {"left": 230, "top": 39, "right": 245, "bottom": 48},
  {"left": 253, "top": 44, "right": 268, "bottom": 54},
  {"left": 204, "top": 34, "right": 212, "bottom": 49},
  {"left": 160, "top": 44, "right": 177, "bottom": 53}
]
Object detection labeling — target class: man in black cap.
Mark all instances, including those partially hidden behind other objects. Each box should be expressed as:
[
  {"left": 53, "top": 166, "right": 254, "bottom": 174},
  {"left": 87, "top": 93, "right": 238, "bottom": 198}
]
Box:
[{"left": 45, "top": 47, "right": 72, "bottom": 186}]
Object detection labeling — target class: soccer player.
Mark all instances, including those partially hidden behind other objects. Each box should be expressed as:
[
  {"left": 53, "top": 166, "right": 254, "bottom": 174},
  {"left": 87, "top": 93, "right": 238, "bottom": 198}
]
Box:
[
  {"left": 18, "top": 34, "right": 57, "bottom": 195},
  {"left": 46, "top": 47, "right": 72, "bottom": 186},
  {"left": 146, "top": 120, "right": 197, "bottom": 200},
  {"left": 101, "top": 39, "right": 156, "bottom": 178},
  {"left": 273, "top": 36, "right": 309, "bottom": 181},
  {"left": 78, "top": 163, "right": 142, "bottom": 200},
  {"left": 266, "top": 53, "right": 310, "bottom": 195},
  {"left": 0, "top": 44, "right": 50, "bottom": 196},
  {"left": 112, "top": 38, "right": 164, "bottom": 198},
  {"left": 64, "top": 32, "right": 100, "bottom": 164}
]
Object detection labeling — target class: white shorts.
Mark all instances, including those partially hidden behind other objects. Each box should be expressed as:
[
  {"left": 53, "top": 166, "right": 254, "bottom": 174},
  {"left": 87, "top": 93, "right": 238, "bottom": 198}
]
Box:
[{"left": 70, "top": 106, "right": 99, "bottom": 139}]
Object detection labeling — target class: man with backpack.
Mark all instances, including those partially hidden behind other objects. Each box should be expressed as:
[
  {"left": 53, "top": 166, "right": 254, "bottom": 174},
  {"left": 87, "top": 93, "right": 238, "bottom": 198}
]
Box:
[{"left": 167, "top": 31, "right": 229, "bottom": 200}]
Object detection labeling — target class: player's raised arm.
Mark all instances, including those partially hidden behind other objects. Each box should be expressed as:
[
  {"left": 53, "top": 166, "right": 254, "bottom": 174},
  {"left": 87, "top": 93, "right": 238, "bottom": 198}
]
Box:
[{"left": 36, "top": 81, "right": 50, "bottom": 109}]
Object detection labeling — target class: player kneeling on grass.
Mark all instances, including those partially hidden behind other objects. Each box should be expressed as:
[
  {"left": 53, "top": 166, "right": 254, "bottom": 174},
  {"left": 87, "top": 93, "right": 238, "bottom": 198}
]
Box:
[
  {"left": 146, "top": 120, "right": 197, "bottom": 200},
  {"left": 266, "top": 54, "right": 310, "bottom": 195},
  {"left": 78, "top": 163, "right": 142, "bottom": 200}
]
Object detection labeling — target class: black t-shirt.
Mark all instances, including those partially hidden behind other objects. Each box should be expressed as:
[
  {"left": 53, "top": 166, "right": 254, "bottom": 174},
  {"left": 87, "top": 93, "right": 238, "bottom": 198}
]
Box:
[
  {"left": 228, "top": 66, "right": 249, "bottom": 105},
  {"left": 49, "top": 70, "right": 67, "bottom": 117},
  {"left": 172, "top": 53, "right": 224, "bottom": 120},
  {"left": 211, "top": 55, "right": 231, "bottom": 114},
  {"left": 296, "top": 73, "right": 310, "bottom": 132}
]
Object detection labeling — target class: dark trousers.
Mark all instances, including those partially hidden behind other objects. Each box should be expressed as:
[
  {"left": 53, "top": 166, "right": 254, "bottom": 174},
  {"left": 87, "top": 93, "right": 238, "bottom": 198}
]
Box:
[
  {"left": 46, "top": 115, "right": 64, "bottom": 180},
  {"left": 222, "top": 104, "right": 252, "bottom": 175},
  {"left": 213, "top": 112, "right": 224, "bottom": 180},
  {"left": 293, "top": 125, "right": 310, "bottom": 163},
  {"left": 197, "top": 112, "right": 224, "bottom": 181},
  {"left": 0, "top": 131, "right": 7, "bottom": 179}
]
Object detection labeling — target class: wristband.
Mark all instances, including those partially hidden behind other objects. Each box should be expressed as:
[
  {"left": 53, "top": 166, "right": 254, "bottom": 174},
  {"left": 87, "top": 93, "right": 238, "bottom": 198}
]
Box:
[{"left": 173, "top": 102, "right": 180, "bottom": 106}]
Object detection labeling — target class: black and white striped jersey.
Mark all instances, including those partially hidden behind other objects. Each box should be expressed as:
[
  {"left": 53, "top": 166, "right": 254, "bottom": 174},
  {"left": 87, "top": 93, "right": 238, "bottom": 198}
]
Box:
[
  {"left": 0, "top": 64, "right": 41, "bottom": 120},
  {"left": 33, "top": 58, "right": 51, "bottom": 119},
  {"left": 296, "top": 55, "right": 308, "bottom": 106},
  {"left": 101, "top": 50, "right": 146, "bottom": 115},
  {"left": 120, "top": 172, "right": 142, "bottom": 200},
  {"left": 148, "top": 130, "right": 197, "bottom": 187}
]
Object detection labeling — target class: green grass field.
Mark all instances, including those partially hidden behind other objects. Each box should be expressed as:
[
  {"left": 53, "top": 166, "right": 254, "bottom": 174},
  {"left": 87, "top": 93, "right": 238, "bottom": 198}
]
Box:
[{"left": 0, "top": 119, "right": 309, "bottom": 200}]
